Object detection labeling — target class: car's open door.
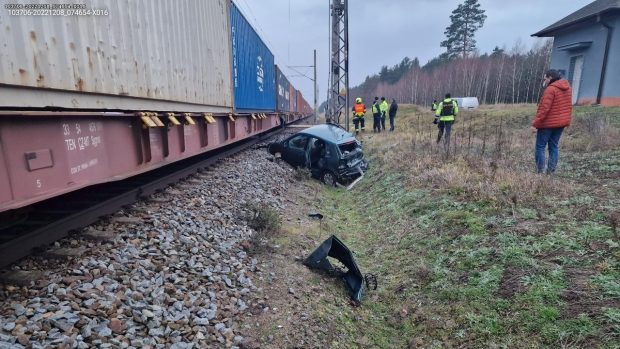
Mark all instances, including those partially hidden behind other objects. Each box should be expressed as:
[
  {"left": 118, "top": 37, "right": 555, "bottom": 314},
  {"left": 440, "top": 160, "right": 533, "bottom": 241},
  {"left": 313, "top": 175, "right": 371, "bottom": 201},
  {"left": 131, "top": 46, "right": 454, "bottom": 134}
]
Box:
[{"left": 282, "top": 134, "right": 309, "bottom": 168}]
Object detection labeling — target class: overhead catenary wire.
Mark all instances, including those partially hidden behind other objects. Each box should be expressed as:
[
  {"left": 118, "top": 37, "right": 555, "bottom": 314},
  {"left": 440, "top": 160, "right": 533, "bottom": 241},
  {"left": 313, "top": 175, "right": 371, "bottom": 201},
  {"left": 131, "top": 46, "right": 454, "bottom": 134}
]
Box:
[
  {"left": 234, "top": 0, "right": 287, "bottom": 69},
  {"left": 232, "top": 0, "right": 318, "bottom": 105},
  {"left": 287, "top": 66, "right": 313, "bottom": 81},
  {"left": 234, "top": 0, "right": 311, "bottom": 97}
]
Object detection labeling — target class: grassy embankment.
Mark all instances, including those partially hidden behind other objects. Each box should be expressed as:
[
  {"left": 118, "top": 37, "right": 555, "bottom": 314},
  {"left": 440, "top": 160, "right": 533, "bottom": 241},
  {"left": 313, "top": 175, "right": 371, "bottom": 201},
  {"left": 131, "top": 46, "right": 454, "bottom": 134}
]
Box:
[{"left": 300, "top": 104, "right": 620, "bottom": 348}]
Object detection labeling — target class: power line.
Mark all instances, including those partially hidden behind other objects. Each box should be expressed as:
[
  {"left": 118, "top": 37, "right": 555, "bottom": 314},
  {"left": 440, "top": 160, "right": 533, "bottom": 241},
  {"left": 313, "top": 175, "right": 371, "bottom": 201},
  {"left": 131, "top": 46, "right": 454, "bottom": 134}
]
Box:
[
  {"left": 234, "top": 0, "right": 286, "bottom": 65},
  {"left": 235, "top": 0, "right": 306, "bottom": 85},
  {"left": 232, "top": 0, "right": 315, "bottom": 103},
  {"left": 287, "top": 66, "right": 313, "bottom": 81}
]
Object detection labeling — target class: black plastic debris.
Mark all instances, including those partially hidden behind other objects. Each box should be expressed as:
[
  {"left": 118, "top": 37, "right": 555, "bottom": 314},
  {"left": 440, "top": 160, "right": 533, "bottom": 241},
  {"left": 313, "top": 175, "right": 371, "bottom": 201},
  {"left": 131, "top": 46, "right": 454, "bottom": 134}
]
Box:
[
  {"left": 308, "top": 212, "right": 324, "bottom": 220},
  {"left": 308, "top": 212, "right": 325, "bottom": 234},
  {"left": 303, "top": 235, "right": 365, "bottom": 304}
]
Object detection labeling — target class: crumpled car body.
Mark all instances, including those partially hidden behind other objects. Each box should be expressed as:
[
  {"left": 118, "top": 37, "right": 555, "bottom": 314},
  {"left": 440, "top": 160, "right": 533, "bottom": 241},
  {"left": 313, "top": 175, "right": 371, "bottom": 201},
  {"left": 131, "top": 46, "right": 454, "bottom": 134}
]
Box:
[{"left": 267, "top": 123, "right": 369, "bottom": 186}]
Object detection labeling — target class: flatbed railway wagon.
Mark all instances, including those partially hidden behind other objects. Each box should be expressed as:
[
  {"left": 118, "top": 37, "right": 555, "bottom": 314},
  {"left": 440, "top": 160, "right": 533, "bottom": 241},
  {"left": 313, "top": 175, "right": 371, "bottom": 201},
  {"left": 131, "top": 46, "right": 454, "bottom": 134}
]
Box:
[{"left": 0, "top": 0, "right": 310, "bottom": 217}]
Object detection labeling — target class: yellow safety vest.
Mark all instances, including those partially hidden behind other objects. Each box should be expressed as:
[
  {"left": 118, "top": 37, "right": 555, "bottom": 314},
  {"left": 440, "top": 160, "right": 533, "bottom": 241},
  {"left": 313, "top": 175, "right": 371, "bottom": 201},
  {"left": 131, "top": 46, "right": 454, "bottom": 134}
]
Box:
[
  {"left": 435, "top": 99, "right": 458, "bottom": 122},
  {"left": 380, "top": 101, "right": 388, "bottom": 115}
]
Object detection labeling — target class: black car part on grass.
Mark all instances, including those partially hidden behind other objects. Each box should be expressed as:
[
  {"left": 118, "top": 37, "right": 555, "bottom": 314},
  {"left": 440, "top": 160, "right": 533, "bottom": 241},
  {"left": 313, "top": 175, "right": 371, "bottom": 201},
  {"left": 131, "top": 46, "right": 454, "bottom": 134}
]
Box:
[{"left": 303, "top": 235, "right": 376, "bottom": 305}]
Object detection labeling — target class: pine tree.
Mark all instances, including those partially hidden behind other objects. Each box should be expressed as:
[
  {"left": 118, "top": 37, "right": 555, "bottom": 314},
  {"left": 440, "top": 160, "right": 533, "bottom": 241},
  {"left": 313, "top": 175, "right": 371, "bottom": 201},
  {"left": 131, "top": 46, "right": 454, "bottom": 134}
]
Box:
[
  {"left": 440, "top": 0, "right": 486, "bottom": 58},
  {"left": 491, "top": 46, "right": 505, "bottom": 57}
]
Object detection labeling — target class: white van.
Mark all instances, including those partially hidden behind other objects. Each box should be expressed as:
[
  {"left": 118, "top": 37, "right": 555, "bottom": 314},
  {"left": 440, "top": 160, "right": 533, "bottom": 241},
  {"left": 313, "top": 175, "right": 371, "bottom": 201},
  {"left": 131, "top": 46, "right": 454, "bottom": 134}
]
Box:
[{"left": 453, "top": 97, "right": 479, "bottom": 109}]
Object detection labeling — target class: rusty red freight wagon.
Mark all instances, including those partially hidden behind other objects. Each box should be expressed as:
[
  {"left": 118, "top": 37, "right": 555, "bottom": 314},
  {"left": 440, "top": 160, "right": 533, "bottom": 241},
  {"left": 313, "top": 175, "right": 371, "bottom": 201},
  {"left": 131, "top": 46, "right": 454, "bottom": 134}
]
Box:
[
  {"left": 0, "top": 0, "right": 290, "bottom": 214},
  {"left": 0, "top": 111, "right": 280, "bottom": 213},
  {"left": 296, "top": 90, "right": 310, "bottom": 120}
]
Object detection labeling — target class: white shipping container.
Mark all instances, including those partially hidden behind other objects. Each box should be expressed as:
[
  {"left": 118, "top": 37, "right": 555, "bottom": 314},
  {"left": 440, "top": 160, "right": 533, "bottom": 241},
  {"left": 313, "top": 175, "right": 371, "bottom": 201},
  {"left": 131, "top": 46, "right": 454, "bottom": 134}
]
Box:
[{"left": 0, "top": 0, "right": 233, "bottom": 112}]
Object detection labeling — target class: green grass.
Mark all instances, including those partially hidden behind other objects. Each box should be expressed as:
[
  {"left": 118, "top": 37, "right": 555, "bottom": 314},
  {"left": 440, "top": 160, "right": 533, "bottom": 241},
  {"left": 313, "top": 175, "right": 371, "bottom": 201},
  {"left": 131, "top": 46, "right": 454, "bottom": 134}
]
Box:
[{"left": 303, "top": 104, "right": 620, "bottom": 348}]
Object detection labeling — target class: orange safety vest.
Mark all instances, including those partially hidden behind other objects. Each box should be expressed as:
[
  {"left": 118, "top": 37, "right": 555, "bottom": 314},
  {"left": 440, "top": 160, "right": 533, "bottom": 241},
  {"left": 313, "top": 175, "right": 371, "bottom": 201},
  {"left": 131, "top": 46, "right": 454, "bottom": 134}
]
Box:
[{"left": 354, "top": 103, "right": 365, "bottom": 117}]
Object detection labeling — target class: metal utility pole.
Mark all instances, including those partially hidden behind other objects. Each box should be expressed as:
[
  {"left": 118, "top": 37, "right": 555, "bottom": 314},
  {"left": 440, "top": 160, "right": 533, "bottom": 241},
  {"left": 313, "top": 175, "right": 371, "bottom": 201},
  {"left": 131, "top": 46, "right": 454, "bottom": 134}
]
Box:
[
  {"left": 313, "top": 49, "right": 318, "bottom": 124},
  {"left": 288, "top": 49, "right": 318, "bottom": 124},
  {"left": 327, "top": 0, "right": 349, "bottom": 130}
]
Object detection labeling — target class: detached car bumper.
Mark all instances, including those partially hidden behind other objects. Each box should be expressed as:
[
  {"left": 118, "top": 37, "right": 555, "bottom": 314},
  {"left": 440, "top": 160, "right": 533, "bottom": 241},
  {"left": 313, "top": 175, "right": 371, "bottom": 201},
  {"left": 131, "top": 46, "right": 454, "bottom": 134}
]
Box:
[{"left": 338, "top": 161, "right": 368, "bottom": 181}]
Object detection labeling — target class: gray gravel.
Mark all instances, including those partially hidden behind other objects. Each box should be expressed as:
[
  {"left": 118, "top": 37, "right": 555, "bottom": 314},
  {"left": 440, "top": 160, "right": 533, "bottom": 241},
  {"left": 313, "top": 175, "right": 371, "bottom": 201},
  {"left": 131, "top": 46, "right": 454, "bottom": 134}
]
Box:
[{"left": 0, "top": 145, "right": 296, "bottom": 348}]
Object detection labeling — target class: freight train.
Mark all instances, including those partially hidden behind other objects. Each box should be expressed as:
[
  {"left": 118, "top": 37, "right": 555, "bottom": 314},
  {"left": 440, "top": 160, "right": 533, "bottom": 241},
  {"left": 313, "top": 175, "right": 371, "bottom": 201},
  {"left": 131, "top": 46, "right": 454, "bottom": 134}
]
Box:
[{"left": 0, "top": 0, "right": 313, "bottom": 215}]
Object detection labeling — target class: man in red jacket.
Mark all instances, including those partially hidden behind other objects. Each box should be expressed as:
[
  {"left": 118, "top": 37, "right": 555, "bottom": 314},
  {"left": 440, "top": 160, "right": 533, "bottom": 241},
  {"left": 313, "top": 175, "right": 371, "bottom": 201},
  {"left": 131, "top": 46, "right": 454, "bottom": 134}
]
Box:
[{"left": 531, "top": 69, "right": 572, "bottom": 174}]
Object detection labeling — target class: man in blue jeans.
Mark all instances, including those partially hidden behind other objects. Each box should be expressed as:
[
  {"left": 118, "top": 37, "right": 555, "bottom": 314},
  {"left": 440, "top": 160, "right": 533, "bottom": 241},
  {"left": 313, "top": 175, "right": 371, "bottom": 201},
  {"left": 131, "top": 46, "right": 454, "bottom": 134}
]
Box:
[
  {"left": 532, "top": 69, "right": 572, "bottom": 174},
  {"left": 535, "top": 129, "right": 564, "bottom": 174}
]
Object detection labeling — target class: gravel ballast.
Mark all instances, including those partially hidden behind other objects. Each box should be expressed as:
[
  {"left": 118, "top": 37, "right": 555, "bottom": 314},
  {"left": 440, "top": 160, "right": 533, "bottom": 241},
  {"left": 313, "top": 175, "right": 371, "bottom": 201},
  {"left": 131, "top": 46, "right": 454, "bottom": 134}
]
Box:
[{"left": 0, "top": 146, "right": 296, "bottom": 348}]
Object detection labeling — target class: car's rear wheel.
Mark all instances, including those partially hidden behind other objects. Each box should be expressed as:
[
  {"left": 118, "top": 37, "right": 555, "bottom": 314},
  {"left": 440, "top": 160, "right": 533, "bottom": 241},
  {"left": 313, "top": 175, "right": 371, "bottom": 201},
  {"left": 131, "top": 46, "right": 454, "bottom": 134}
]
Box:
[{"left": 321, "top": 170, "right": 338, "bottom": 187}]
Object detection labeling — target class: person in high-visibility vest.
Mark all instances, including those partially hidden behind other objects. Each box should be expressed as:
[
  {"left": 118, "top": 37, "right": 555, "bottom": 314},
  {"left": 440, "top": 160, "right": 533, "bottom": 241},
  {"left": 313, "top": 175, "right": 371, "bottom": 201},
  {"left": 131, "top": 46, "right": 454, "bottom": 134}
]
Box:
[
  {"left": 371, "top": 97, "right": 381, "bottom": 132},
  {"left": 431, "top": 100, "right": 439, "bottom": 124},
  {"left": 379, "top": 97, "right": 389, "bottom": 131},
  {"left": 435, "top": 93, "right": 459, "bottom": 147},
  {"left": 351, "top": 97, "right": 366, "bottom": 135}
]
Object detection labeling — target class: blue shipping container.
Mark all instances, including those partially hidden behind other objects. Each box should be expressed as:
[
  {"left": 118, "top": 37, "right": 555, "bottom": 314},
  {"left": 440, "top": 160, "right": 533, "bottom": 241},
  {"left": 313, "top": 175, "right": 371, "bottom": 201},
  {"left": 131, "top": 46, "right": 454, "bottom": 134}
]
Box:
[
  {"left": 276, "top": 65, "right": 291, "bottom": 112},
  {"left": 230, "top": 3, "right": 276, "bottom": 112}
]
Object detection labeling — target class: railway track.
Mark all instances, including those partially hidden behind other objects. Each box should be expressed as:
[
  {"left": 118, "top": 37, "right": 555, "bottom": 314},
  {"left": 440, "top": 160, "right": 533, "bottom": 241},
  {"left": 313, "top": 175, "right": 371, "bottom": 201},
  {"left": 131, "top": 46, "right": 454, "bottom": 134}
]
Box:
[{"left": 0, "top": 124, "right": 301, "bottom": 270}]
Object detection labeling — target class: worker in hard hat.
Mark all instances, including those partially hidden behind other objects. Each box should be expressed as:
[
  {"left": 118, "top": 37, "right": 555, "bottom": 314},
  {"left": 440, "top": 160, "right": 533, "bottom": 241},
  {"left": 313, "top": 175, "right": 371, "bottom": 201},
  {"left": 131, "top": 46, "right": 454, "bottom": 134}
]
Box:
[{"left": 351, "top": 97, "right": 366, "bottom": 135}]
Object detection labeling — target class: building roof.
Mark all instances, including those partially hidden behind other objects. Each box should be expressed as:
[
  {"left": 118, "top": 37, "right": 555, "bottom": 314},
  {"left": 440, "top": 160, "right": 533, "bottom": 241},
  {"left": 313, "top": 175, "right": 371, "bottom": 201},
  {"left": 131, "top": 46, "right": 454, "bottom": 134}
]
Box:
[
  {"left": 532, "top": 0, "right": 620, "bottom": 37},
  {"left": 300, "top": 124, "right": 356, "bottom": 144}
]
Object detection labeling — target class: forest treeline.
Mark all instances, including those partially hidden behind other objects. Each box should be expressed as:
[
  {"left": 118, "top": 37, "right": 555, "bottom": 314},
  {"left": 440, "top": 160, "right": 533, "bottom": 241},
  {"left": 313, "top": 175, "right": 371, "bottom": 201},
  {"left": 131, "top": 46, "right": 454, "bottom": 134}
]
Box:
[{"left": 346, "top": 39, "right": 553, "bottom": 108}]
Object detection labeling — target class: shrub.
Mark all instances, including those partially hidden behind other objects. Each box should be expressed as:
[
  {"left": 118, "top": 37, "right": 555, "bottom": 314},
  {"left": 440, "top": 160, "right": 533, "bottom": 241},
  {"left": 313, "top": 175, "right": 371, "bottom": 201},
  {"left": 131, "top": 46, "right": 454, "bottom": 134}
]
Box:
[
  {"left": 242, "top": 203, "right": 282, "bottom": 233},
  {"left": 241, "top": 203, "right": 282, "bottom": 255}
]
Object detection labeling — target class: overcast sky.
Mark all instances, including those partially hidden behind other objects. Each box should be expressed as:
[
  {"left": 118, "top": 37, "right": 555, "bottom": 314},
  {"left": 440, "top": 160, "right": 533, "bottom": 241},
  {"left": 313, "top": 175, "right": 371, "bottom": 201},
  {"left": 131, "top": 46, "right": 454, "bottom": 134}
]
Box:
[{"left": 234, "top": 0, "right": 593, "bottom": 104}]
